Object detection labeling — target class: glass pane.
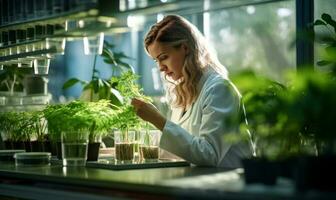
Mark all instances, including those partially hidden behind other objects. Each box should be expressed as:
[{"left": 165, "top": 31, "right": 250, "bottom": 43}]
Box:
[
  {"left": 314, "top": 0, "right": 336, "bottom": 71},
  {"left": 205, "top": 0, "right": 296, "bottom": 83}
]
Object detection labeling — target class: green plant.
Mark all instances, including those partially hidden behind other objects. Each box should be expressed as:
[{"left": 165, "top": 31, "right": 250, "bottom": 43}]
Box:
[
  {"left": 286, "top": 69, "right": 336, "bottom": 155},
  {"left": 43, "top": 100, "right": 117, "bottom": 142},
  {"left": 0, "top": 111, "right": 35, "bottom": 142},
  {"left": 313, "top": 13, "right": 336, "bottom": 75},
  {"left": 110, "top": 70, "right": 152, "bottom": 133},
  {"left": 230, "top": 71, "right": 306, "bottom": 160},
  {"left": 111, "top": 70, "right": 151, "bottom": 103},
  {"left": 43, "top": 104, "right": 64, "bottom": 141},
  {"left": 0, "top": 66, "right": 29, "bottom": 94},
  {"left": 0, "top": 112, "right": 18, "bottom": 141},
  {"left": 62, "top": 41, "right": 134, "bottom": 104},
  {"left": 31, "top": 110, "right": 48, "bottom": 142},
  {"left": 113, "top": 105, "right": 142, "bottom": 132}
]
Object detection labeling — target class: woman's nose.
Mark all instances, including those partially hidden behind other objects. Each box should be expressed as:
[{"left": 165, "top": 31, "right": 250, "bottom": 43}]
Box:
[{"left": 158, "top": 63, "right": 166, "bottom": 72}]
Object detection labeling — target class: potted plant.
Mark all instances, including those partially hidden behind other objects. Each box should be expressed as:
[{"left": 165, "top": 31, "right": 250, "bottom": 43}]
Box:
[
  {"left": 286, "top": 69, "right": 336, "bottom": 191},
  {"left": 83, "top": 100, "right": 117, "bottom": 161},
  {"left": 43, "top": 104, "right": 64, "bottom": 157},
  {"left": 0, "top": 111, "right": 18, "bottom": 150},
  {"left": 285, "top": 13, "right": 336, "bottom": 191},
  {"left": 0, "top": 111, "right": 33, "bottom": 151},
  {"left": 229, "top": 71, "right": 306, "bottom": 185},
  {"left": 0, "top": 66, "right": 30, "bottom": 105},
  {"left": 110, "top": 70, "right": 152, "bottom": 162},
  {"left": 113, "top": 105, "right": 142, "bottom": 162},
  {"left": 43, "top": 100, "right": 117, "bottom": 163},
  {"left": 30, "top": 110, "right": 49, "bottom": 152},
  {"left": 62, "top": 41, "right": 134, "bottom": 105},
  {"left": 17, "top": 111, "right": 37, "bottom": 152}
]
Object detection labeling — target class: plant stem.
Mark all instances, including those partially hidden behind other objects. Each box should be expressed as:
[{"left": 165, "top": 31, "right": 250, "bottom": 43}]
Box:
[
  {"left": 90, "top": 55, "right": 98, "bottom": 102},
  {"left": 10, "top": 74, "right": 17, "bottom": 95}
]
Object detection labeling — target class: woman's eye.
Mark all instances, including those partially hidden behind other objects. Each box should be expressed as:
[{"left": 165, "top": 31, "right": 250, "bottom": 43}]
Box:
[{"left": 159, "top": 56, "right": 167, "bottom": 61}]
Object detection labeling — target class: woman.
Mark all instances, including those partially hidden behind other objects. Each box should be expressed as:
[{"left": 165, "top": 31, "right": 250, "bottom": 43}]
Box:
[{"left": 132, "top": 15, "right": 253, "bottom": 168}]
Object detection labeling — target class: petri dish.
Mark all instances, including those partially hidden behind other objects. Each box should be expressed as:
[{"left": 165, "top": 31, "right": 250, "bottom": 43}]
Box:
[
  {"left": 14, "top": 152, "right": 51, "bottom": 166},
  {"left": 0, "top": 150, "right": 26, "bottom": 161}
]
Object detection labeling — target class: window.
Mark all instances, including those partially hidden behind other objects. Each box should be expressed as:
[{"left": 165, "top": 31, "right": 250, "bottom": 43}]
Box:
[
  {"left": 314, "top": 0, "right": 336, "bottom": 71},
  {"left": 205, "top": 0, "right": 296, "bottom": 83}
]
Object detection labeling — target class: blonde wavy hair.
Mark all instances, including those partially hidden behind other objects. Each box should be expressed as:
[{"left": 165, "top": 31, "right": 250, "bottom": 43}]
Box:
[{"left": 144, "top": 15, "right": 227, "bottom": 108}]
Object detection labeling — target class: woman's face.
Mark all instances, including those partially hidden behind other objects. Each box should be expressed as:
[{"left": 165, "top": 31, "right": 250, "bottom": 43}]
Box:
[{"left": 147, "top": 41, "right": 188, "bottom": 81}]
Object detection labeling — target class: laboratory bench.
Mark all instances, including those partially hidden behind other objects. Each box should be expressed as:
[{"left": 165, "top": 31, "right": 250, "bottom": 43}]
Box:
[{"left": 1, "top": 158, "right": 335, "bottom": 200}]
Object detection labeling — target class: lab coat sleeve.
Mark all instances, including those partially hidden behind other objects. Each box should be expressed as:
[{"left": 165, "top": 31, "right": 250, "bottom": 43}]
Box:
[{"left": 160, "top": 81, "right": 241, "bottom": 167}]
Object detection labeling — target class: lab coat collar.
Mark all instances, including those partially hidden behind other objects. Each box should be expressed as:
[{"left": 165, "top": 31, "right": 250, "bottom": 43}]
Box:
[{"left": 173, "top": 67, "right": 215, "bottom": 124}]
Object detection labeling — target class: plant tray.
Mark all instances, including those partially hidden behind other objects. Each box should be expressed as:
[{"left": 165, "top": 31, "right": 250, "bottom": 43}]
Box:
[{"left": 86, "top": 157, "right": 190, "bottom": 170}]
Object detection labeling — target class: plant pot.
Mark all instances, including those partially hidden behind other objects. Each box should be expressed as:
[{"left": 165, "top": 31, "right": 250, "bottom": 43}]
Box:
[
  {"left": 4, "top": 140, "right": 13, "bottom": 150},
  {"left": 276, "top": 157, "right": 296, "bottom": 180},
  {"left": 294, "top": 155, "right": 336, "bottom": 191},
  {"left": 50, "top": 141, "right": 58, "bottom": 156},
  {"left": 87, "top": 142, "right": 101, "bottom": 161},
  {"left": 242, "top": 158, "right": 278, "bottom": 185},
  {"left": 56, "top": 141, "right": 62, "bottom": 159},
  {"left": 13, "top": 141, "right": 25, "bottom": 150},
  {"left": 31, "top": 141, "right": 43, "bottom": 152},
  {"left": 24, "top": 141, "right": 32, "bottom": 152},
  {"left": 43, "top": 141, "right": 51, "bottom": 153}
]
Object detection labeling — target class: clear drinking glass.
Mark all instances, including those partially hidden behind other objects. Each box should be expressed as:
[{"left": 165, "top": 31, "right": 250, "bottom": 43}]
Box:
[
  {"left": 114, "top": 130, "right": 136, "bottom": 163},
  {"left": 139, "top": 130, "right": 161, "bottom": 162},
  {"left": 34, "top": 58, "right": 50, "bottom": 75},
  {"left": 83, "top": 32, "right": 104, "bottom": 55},
  {"left": 61, "top": 131, "right": 89, "bottom": 166}
]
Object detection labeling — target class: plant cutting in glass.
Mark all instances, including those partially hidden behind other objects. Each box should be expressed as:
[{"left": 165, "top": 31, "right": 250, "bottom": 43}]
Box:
[{"left": 139, "top": 123, "right": 159, "bottom": 161}]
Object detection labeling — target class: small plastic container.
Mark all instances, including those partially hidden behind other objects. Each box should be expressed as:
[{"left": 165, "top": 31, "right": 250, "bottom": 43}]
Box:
[
  {"left": 0, "top": 150, "right": 25, "bottom": 162},
  {"left": 0, "top": 96, "right": 7, "bottom": 105},
  {"left": 14, "top": 152, "right": 51, "bottom": 166},
  {"left": 22, "top": 94, "right": 51, "bottom": 105}
]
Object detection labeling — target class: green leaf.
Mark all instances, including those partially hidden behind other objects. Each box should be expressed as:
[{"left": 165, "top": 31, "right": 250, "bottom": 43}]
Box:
[
  {"left": 103, "top": 41, "right": 115, "bottom": 49},
  {"left": 314, "top": 19, "right": 327, "bottom": 26},
  {"left": 118, "top": 62, "right": 135, "bottom": 72},
  {"left": 83, "top": 81, "right": 94, "bottom": 91},
  {"left": 317, "top": 60, "right": 332, "bottom": 66},
  {"left": 321, "top": 13, "right": 336, "bottom": 32},
  {"left": 98, "top": 85, "right": 108, "bottom": 99},
  {"left": 110, "top": 88, "right": 124, "bottom": 106},
  {"left": 62, "top": 78, "right": 82, "bottom": 89}
]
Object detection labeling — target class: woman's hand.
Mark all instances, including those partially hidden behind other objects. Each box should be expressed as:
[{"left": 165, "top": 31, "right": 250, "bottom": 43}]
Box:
[{"left": 131, "top": 98, "right": 167, "bottom": 131}]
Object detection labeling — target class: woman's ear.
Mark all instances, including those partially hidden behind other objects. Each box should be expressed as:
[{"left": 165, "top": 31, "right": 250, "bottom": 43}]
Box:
[{"left": 181, "top": 43, "right": 189, "bottom": 55}]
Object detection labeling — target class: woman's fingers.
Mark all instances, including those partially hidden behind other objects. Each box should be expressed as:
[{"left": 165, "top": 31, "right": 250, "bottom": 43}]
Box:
[{"left": 131, "top": 98, "right": 141, "bottom": 110}]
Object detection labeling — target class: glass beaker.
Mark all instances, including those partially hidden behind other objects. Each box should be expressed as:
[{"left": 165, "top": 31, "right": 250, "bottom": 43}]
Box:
[
  {"left": 114, "top": 130, "right": 136, "bottom": 163},
  {"left": 139, "top": 130, "right": 161, "bottom": 162},
  {"left": 34, "top": 58, "right": 50, "bottom": 75},
  {"left": 83, "top": 32, "right": 104, "bottom": 55},
  {"left": 61, "top": 131, "right": 89, "bottom": 166}
]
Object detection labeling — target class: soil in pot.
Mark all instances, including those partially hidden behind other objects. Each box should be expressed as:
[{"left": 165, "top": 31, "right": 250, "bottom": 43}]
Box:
[
  {"left": 87, "top": 142, "right": 101, "bottom": 161},
  {"left": 115, "top": 143, "right": 135, "bottom": 161},
  {"left": 140, "top": 146, "right": 159, "bottom": 160}
]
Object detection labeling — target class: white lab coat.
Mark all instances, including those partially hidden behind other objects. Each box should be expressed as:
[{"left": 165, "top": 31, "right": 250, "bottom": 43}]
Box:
[{"left": 160, "top": 68, "right": 253, "bottom": 168}]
